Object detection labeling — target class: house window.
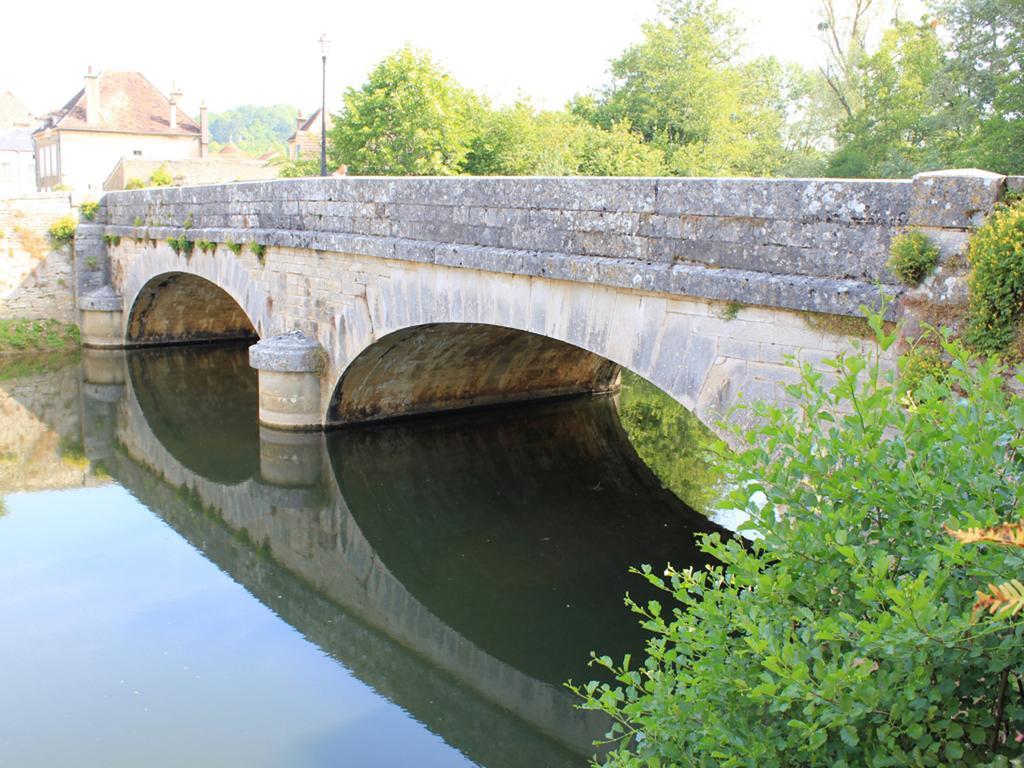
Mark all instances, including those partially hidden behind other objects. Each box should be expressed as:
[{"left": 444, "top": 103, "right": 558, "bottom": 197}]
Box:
[
  {"left": 133, "top": 150, "right": 142, "bottom": 156},
  {"left": 295, "top": 145, "right": 301, "bottom": 159},
  {"left": 0, "top": 163, "right": 12, "bottom": 183}
]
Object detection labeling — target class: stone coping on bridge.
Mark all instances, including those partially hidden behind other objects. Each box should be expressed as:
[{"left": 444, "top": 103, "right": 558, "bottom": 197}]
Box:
[{"left": 93, "top": 171, "right": 1008, "bottom": 320}]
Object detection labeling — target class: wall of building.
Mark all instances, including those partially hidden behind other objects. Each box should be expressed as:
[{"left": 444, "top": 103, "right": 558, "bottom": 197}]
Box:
[
  {"left": 0, "top": 147, "right": 36, "bottom": 197},
  {"left": 39, "top": 130, "right": 199, "bottom": 193},
  {"left": 104, "top": 157, "right": 278, "bottom": 191},
  {"left": 0, "top": 193, "right": 77, "bottom": 322}
]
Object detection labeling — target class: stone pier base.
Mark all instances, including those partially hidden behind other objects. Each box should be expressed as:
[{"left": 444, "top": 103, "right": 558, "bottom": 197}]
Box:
[{"left": 249, "top": 332, "right": 326, "bottom": 431}]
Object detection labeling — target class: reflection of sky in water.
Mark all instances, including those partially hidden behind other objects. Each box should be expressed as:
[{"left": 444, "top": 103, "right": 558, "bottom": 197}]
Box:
[{"left": 0, "top": 486, "right": 476, "bottom": 768}]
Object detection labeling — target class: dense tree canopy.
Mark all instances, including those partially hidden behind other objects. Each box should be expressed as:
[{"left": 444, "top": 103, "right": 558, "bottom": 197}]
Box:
[
  {"left": 328, "top": 46, "right": 482, "bottom": 175},
  {"left": 219, "top": 0, "right": 1024, "bottom": 179}
]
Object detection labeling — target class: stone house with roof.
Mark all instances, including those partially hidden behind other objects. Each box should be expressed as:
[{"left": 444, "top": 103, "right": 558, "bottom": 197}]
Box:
[
  {"left": 0, "top": 92, "right": 38, "bottom": 196},
  {"left": 286, "top": 109, "right": 333, "bottom": 161},
  {"left": 33, "top": 70, "right": 209, "bottom": 193}
]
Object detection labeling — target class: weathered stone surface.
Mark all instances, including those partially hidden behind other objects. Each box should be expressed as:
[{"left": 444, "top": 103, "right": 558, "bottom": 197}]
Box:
[
  {"left": 249, "top": 331, "right": 325, "bottom": 373},
  {"left": 911, "top": 169, "right": 1006, "bottom": 229}
]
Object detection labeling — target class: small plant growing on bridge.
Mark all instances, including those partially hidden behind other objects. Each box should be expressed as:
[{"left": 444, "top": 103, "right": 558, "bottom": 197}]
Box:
[
  {"left": 250, "top": 242, "right": 267, "bottom": 264},
  {"left": 79, "top": 201, "right": 99, "bottom": 221},
  {"left": 182, "top": 214, "right": 194, "bottom": 230},
  {"left": 574, "top": 315, "right": 1024, "bottom": 766},
  {"left": 966, "top": 201, "right": 1024, "bottom": 355},
  {"left": 167, "top": 237, "right": 194, "bottom": 257},
  {"left": 47, "top": 215, "right": 77, "bottom": 246},
  {"left": 133, "top": 215, "right": 143, "bottom": 228},
  {"left": 888, "top": 230, "right": 939, "bottom": 286},
  {"left": 103, "top": 234, "right": 121, "bottom": 247},
  {"left": 196, "top": 240, "right": 217, "bottom": 254},
  {"left": 225, "top": 240, "right": 243, "bottom": 256}
]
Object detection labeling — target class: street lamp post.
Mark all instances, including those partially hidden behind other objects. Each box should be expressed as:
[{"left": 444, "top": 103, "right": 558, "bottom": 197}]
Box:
[{"left": 319, "top": 33, "right": 331, "bottom": 177}]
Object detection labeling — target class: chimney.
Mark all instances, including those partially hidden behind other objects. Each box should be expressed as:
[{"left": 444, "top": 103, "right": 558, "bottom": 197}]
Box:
[
  {"left": 296, "top": 110, "right": 305, "bottom": 130},
  {"left": 84, "top": 67, "right": 100, "bottom": 125},
  {"left": 199, "top": 101, "right": 209, "bottom": 158},
  {"left": 169, "top": 84, "right": 183, "bottom": 131}
]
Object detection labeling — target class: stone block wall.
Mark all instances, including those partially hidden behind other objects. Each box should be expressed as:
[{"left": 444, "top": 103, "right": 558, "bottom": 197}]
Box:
[
  {"left": 0, "top": 193, "right": 77, "bottom": 322},
  {"left": 98, "top": 171, "right": 1008, "bottom": 320}
]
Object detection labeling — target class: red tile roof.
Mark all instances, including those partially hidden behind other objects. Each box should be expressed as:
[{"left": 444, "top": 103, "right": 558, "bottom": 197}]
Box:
[{"left": 46, "top": 71, "right": 200, "bottom": 135}]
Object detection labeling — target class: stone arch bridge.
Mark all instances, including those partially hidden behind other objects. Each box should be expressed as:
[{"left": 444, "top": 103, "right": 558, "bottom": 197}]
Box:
[{"left": 74, "top": 170, "right": 1010, "bottom": 435}]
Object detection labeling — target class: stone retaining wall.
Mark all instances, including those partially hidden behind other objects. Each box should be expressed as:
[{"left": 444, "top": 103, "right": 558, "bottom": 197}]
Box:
[{"left": 0, "top": 193, "right": 76, "bottom": 322}]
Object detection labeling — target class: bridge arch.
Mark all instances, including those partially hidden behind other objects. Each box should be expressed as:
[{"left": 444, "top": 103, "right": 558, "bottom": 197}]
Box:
[
  {"left": 120, "top": 244, "right": 271, "bottom": 346},
  {"left": 321, "top": 266, "right": 728, "bottom": 433},
  {"left": 327, "top": 322, "right": 621, "bottom": 425}
]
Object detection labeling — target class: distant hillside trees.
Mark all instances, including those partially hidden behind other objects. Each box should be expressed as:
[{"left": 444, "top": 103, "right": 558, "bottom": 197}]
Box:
[{"left": 208, "top": 104, "right": 299, "bottom": 157}]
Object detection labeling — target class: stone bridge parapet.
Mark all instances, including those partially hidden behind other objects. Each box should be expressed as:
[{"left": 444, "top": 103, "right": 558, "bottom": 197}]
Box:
[{"left": 94, "top": 171, "right": 1004, "bottom": 318}]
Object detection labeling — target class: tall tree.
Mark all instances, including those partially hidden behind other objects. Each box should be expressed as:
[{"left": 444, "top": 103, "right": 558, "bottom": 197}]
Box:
[
  {"left": 827, "top": 19, "right": 948, "bottom": 177},
  {"left": 571, "top": 0, "right": 790, "bottom": 177},
  {"left": 464, "top": 102, "right": 666, "bottom": 176},
  {"left": 329, "top": 46, "right": 482, "bottom": 175},
  {"left": 936, "top": 0, "right": 1024, "bottom": 174}
]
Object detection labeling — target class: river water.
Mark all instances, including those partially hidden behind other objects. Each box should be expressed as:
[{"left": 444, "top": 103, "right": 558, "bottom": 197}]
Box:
[{"left": 0, "top": 343, "right": 727, "bottom": 768}]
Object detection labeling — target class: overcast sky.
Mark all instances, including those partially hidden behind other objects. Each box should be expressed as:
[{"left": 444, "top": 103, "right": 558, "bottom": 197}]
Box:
[{"left": 3, "top": 0, "right": 926, "bottom": 118}]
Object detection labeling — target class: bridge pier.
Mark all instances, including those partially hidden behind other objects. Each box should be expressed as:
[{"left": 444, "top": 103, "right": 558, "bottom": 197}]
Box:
[
  {"left": 78, "top": 286, "right": 124, "bottom": 349},
  {"left": 248, "top": 332, "right": 326, "bottom": 431}
]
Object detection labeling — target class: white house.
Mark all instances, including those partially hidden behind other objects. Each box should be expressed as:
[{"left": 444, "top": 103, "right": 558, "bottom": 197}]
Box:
[{"left": 33, "top": 70, "right": 208, "bottom": 193}]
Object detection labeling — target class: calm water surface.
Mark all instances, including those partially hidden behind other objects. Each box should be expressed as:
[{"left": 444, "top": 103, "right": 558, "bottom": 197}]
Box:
[{"left": 0, "top": 344, "right": 726, "bottom": 768}]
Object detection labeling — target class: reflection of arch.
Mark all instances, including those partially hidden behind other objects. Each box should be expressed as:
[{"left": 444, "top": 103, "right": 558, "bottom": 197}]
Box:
[
  {"left": 126, "top": 272, "right": 258, "bottom": 346},
  {"left": 328, "top": 322, "right": 620, "bottom": 425},
  {"left": 127, "top": 344, "right": 260, "bottom": 484},
  {"left": 329, "top": 395, "right": 726, "bottom": 685}
]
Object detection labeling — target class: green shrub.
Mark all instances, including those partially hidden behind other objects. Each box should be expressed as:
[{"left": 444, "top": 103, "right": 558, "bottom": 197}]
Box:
[
  {"left": 888, "top": 231, "right": 940, "bottom": 286},
  {"left": 79, "top": 201, "right": 99, "bottom": 221},
  {"left": 103, "top": 234, "right": 121, "bottom": 247},
  {"left": 125, "top": 177, "right": 145, "bottom": 190},
  {"left": 133, "top": 216, "right": 143, "bottom": 227},
  {"left": 196, "top": 240, "right": 216, "bottom": 254},
  {"left": 47, "top": 215, "right": 78, "bottom": 246},
  {"left": 149, "top": 165, "right": 173, "bottom": 187},
  {"left": 966, "top": 203, "right": 1024, "bottom": 354},
  {"left": 250, "top": 242, "right": 267, "bottom": 263},
  {"left": 898, "top": 342, "right": 947, "bottom": 395},
  {"left": 225, "top": 240, "right": 243, "bottom": 256},
  {"left": 574, "top": 315, "right": 1024, "bottom": 767}
]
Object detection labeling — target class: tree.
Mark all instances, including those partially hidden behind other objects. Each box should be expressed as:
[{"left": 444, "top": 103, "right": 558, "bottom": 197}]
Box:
[
  {"left": 571, "top": 0, "right": 791, "bottom": 177},
  {"left": 464, "top": 103, "right": 666, "bottom": 177},
  {"left": 329, "top": 46, "right": 482, "bottom": 175},
  {"left": 827, "top": 19, "right": 949, "bottom": 177},
  {"left": 937, "top": 0, "right": 1024, "bottom": 174}
]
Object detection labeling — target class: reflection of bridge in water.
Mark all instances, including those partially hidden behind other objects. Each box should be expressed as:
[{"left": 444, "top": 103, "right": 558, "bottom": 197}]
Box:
[{"left": 71, "top": 344, "right": 726, "bottom": 767}]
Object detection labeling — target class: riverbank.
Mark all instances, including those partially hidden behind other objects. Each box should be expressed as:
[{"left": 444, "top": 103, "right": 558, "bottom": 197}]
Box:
[{"left": 0, "top": 318, "right": 80, "bottom": 355}]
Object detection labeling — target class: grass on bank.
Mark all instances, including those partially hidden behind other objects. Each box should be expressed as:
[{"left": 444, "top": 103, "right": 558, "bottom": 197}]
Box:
[{"left": 0, "top": 319, "right": 80, "bottom": 355}]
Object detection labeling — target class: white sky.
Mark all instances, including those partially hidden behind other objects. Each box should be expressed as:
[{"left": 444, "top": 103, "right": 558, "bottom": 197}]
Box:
[{"left": 2, "top": 0, "right": 926, "bottom": 118}]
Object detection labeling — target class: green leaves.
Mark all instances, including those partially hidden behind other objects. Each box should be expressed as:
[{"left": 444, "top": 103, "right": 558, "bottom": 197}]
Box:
[
  {"left": 329, "top": 45, "right": 482, "bottom": 176},
  {"left": 574, "top": 309, "right": 1024, "bottom": 766}
]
